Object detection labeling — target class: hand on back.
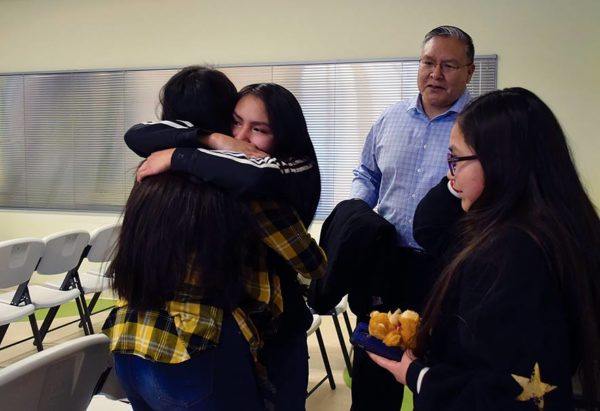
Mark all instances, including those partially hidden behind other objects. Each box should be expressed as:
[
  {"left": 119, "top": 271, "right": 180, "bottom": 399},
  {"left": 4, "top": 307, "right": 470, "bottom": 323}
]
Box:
[{"left": 136, "top": 148, "right": 175, "bottom": 182}]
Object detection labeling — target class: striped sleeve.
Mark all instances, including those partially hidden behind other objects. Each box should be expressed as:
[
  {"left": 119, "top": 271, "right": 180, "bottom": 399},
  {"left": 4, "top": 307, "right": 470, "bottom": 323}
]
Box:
[
  {"left": 124, "top": 120, "right": 205, "bottom": 157},
  {"left": 171, "top": 147, "right": 314, "bottom": 200}
]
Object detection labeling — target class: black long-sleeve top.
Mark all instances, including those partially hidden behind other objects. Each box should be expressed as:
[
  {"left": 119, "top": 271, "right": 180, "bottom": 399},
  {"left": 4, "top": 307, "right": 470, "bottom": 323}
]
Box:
[
  {"left": 408, "top": 178, "right": 575, "bottom": 410},
  {"left": 125, "top": 121, "right": 320, "bottom": 226},
  {"left": 123, "top": 121, "right": 322, "bottom": 339}
]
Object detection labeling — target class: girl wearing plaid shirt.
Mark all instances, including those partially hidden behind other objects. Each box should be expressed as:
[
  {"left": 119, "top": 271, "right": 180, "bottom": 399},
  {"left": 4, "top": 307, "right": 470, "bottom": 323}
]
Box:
[{"left": 104, "top": 69, "right": 326, "bottom": 410}]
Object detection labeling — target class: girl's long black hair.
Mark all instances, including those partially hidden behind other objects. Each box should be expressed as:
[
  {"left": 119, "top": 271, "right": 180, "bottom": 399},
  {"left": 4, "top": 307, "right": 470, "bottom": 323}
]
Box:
[
  {"left": 109, "top": 66, "right": 257, "bottom": 310},
  {"left": 238, "top": 83, "right": 321, "bottom": 226}
]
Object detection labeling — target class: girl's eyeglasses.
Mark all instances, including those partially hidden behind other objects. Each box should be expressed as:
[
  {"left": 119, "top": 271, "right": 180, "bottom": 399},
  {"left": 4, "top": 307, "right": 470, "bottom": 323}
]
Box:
[{"left": 447, "top": 152, "right": 478, "bottom": 176}]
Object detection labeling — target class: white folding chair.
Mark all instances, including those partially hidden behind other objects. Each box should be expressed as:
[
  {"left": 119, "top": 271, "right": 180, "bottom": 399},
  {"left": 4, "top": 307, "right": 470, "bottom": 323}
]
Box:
[
  {"left": 306, "top": 314, "right": 336, "bottom": 397},
  {"left": 0, "top": 334, "right": 112, "bottom": 411},
  {"left": 0, "top": 238, "right": 45, "bottom": 351},
  {"left": 50, "top": 223, "right": 120, "bottom": 334},
  {"left": 76, "top": 223, "right": 120, "bottom": 320},
  {"left": 307, "top": 294, "right": 354, "bottom": 377},
  {"left": 28, "top": 230, "right": 92, "bottom": 341}
]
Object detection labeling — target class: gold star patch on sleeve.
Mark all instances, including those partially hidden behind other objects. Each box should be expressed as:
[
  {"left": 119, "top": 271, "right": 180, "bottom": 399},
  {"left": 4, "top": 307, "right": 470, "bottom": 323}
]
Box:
[{"left": 511, "top": 362, "right": 557, "bottom": 411}]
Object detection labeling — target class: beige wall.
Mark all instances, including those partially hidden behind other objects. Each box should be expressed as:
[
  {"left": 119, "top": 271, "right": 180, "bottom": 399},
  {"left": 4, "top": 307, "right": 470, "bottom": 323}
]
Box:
[
  {"left": 0, "top": 209, "right": 121, "bottom": 241},
  {"left": 1, "top": 0, "right": 599, "bottom": 239}
]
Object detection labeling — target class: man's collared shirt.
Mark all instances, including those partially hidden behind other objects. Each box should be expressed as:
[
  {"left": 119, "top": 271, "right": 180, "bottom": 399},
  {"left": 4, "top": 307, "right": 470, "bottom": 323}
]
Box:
[{"left": 351, "top": 90, "right": 471, "bottom": 248}]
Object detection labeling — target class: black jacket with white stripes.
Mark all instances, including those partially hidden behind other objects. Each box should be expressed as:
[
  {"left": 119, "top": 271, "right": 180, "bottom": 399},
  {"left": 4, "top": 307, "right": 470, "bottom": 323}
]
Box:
[{"left": 124, "top": 120, "right": 320, "bottom": 226}]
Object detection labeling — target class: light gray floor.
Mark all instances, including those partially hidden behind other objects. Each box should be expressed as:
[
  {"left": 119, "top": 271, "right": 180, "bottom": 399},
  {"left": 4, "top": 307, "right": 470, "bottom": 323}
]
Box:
[{"left": 0, "top": 307, "right": 354, "bottom": 411}]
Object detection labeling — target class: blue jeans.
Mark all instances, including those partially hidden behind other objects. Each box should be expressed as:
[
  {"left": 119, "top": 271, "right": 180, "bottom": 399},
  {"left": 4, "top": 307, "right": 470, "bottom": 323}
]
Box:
[{"left": 113, "top": 314, "right": 263, "bottom": 411}]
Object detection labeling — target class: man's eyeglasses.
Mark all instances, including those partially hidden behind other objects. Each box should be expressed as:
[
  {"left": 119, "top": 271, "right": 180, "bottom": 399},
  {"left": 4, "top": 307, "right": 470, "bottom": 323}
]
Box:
[
  {"left": 447, "top": 152, "right": 478, "bottom": 176},
  {"left": 419, "top": 59, "right": 471, "bottom": 74}
]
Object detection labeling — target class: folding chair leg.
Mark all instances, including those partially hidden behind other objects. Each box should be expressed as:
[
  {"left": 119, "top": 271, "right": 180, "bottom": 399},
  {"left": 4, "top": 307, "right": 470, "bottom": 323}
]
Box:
[
  {"left": 0, "top": 321, "right": 43, "bottom": 352},
  {"left": 88, "top": 292, "right": 101, "bottom": 314},
  {"left": 315, "top": 328, "right": 336, "bottom": 390},
  {"left": 38, "top": 306, "right": 60, "bottom": 341},
  {"left": 72, "top": 275, "right": 95, "bottom": 335},
  {"left": 74, "top": 297, "right": 93, "bottom": 335},
  {"left": 78, "top": 292, "right": 101, "bottom": 329},
  {"left": 28, "top": 314, "right": 44, "bottom": 351},
  {"left": 332, "top": 314, "right": 353, "bottom": 377},
  {"left": 343, "top": 311, "right": 353, "bottom": 337},
  {"left": 343, "top": 310, "right": 355, "bottom": 368},
  {"left": 0, "top": 324, "right": 8, "bottom": 346},
  {"left": 79, "top": 295, "right": 95, "bottom": 334}
]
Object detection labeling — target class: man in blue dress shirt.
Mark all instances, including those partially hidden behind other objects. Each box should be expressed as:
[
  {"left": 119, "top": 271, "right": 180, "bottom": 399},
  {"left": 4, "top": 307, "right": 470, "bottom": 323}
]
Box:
[{"left": 350, "top": 25, "right": 476, "bottom": 411}]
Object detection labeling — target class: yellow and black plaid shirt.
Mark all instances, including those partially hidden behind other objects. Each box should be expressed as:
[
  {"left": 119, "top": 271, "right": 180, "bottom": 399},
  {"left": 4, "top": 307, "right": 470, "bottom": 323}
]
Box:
[{"left": 102, "top": 199, "right": 327, "bottom": 364}]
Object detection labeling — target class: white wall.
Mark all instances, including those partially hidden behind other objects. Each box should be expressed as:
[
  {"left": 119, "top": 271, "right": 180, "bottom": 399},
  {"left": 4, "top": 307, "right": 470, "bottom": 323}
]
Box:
[
  {"left": 0, "top": 209, "right": 120, "bottom": 240},
  {"left": 1, "top": 0, "right": 599, "bottom": 239}
]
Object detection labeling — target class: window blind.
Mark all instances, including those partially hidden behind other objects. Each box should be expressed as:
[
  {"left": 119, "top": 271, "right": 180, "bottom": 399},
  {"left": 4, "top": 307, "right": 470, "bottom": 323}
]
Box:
[{"left": 0, "top": 56, "right": 497, "bottom": 219}]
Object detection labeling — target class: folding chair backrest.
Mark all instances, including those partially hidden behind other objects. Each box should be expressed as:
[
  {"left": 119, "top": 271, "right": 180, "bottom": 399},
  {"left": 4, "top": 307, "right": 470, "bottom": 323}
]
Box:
[
  {"left": 0, "top": 333, "right": 111, "bottom": 411},
  {"left": 0, "top": 238, "right": 45, "bottom": 288},
  {"left": 86, "top": 224, "right": 120, "bottom": 263},
  {"left": 36, "top": 230, "right": 90, "bottom": 275}
]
